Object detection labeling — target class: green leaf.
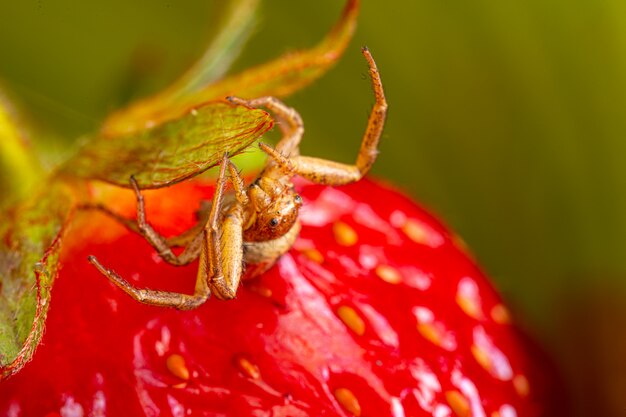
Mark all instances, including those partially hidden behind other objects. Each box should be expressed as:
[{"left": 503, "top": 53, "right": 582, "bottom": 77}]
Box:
[
  {"left": 59, "top": 101, "right": 273, "bottom": 189},
  {"left": 101, "top": 0, "right": 359, "bottom": 137},
  {"left": 0, "top": 181, "right": 75, "bottom": 380}
]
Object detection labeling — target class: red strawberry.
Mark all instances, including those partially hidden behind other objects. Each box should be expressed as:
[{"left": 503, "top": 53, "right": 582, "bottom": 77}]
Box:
[{"left": 0, "top": 178, "right": 566, "bottom": 416}]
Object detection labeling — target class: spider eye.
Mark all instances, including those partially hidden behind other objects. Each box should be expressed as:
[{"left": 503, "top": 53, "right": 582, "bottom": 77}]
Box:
[
  {"left": 269, "top": 218, "right": 279, "bottom": 227},
  {"left": 294, "top": 194, "right": 302, "bottom": 204}
]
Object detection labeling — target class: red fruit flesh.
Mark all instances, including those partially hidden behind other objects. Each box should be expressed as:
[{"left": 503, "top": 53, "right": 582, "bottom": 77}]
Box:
[{"left": 0, "top": 179, "right": 565, "bottom": 416}]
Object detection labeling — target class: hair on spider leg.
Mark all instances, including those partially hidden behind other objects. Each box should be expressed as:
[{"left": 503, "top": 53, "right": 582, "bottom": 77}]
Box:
[{"left": 230, "top": 163, "right": 245, "bottom": 177}]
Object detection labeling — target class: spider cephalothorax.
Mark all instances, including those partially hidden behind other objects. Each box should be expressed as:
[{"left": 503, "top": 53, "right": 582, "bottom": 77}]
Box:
[
  {"left": 89, "top": 47, "right": 387, "bottom": 309},
  {"left": 242, "top": 176, "right": 303, "bottom": 242}
]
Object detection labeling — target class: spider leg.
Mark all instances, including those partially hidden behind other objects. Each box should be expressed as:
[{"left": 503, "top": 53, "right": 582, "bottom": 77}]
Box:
[
  {"left": 260, "top": 47, "right": 386, "bottom": 186},
  {"left": 226, "top": 96, "right": 304, "bottom": 157},
  {"left": 79, "top": 185, "right": 210, "bottom": 266},
  {"left": 127, "top": 175, "right": 205, "bottom": 265},
  {"left": 87, "top": 156, "right": 232, "bottom": 309},
  {"left": 88, "top": 255, "right": 209, "bottom": 309},
  {"left": 77, "top": 202, "right": 141, "bottom": 235},
  {"left": 206, "top": 162, "right": 247, "bottom": 300},
  {"left": 225, "top": 158, "right": 250, "bottom": 206}
]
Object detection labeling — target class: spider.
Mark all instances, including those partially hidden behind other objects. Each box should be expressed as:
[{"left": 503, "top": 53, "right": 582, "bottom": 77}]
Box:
[{"left": 88, "top": 47, "right": 387, "bottom": 310}]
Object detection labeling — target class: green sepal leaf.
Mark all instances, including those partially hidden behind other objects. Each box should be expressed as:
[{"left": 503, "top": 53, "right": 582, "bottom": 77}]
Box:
[
  {"left": 101, "top": 0, "right": 359, "bottom": 137},
  {"left": 0, "top": 181, "right": 76, "bottom": 380},
  {"left": 59, "top": 101, "right": 273, "bottom": 189}
]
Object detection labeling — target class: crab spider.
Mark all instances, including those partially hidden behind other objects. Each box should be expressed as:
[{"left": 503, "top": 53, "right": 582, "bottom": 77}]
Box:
[{"left": 88, "top": 47, "right": 387, "bottom": 309}]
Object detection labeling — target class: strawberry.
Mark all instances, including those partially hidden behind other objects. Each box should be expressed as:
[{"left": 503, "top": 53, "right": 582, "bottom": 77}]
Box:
[{"left": 0, "top": 178, "right": 566, "bottom": 416}]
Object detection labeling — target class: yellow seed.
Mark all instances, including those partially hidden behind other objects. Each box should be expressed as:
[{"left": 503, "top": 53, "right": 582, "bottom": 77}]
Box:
[
  {"left": 333, "top": 221, "right": 358, "bottom": 246},
  {"left": 166, "top": 353, "right": 190, "bottom": 381},
  {"left": 513, "top": 374, "right": 530, "bottom": 398},
  {"left": 375, "top": 264, "right": 402, "bottom": 284},
  {"left": 445, "top": 390, "right": 471, "bottom": 417},
  {"left": 302, "top": 248, "right": 324, "bottom": 263},
  {"left": 337, "top": 306, "right": 366, "bottom": 336},
  {"left": 334, "top": 388, "right": 362, "bottom": 416},
  {"left": 491, "top": 412, "right": 502, "bottom": 417},
  {"left": 417, "top": 322, "right": 442, "bottom": 347},
  {"left": 471, "top": 344, "right": 492, "bottom": 372},
  {"left": 491, "top": 304, "right": 511, "bottom": 324},
  {"left": 402, "top": 219, "right": 429, "bottom": 245},
  {"left": 456, "top": 294, "right": 483, "bottom": 320},
  {"left": 236, "top": 356, "right": 261, "bottom": 380}
]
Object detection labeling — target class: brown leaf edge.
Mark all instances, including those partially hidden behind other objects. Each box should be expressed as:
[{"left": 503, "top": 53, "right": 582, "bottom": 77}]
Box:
[{"left": 0, "top": 183, "right": 76, "bottom": 381}]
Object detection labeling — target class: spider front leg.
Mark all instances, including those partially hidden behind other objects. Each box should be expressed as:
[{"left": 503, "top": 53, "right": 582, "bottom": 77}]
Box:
[
  {"left": 242, "top": 47, "right": 386, "bottom": 186},
  {"left": 205, "top": 158, "right": 249, "bottom": 300},
  {"left": 88, "top": 155, "right": 234, "bottom": 309}
]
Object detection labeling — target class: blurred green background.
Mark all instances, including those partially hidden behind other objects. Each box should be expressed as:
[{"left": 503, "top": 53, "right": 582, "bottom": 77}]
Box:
[{"left": 1, "top": 0, "right": 624, "bottom": 414}]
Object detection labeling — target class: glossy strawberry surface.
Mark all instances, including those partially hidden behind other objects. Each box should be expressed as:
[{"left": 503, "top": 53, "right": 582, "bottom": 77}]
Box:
[{"left": 0, "top": 179, "right": 566, "bottom": 416}]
